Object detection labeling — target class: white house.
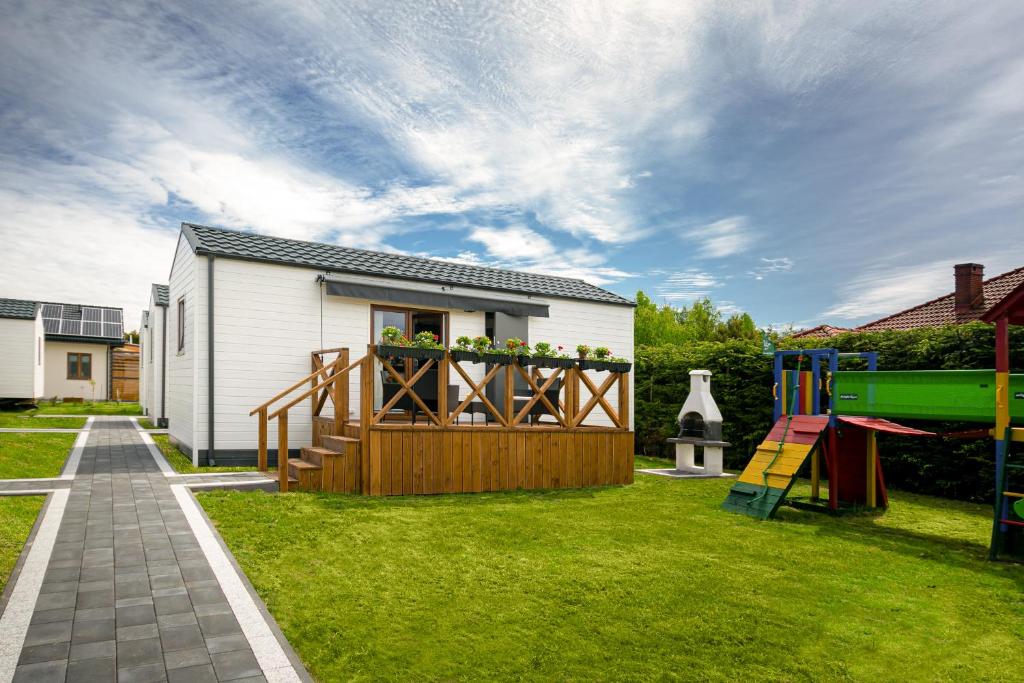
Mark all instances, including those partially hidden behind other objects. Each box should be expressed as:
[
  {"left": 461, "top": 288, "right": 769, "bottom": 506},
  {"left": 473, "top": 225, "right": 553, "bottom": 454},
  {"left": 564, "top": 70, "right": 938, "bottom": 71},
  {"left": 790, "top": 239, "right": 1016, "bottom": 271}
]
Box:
[
  {"left": 0, "top": 298, "right": 125, "bottom": 402},
  {"left": 0, "top": 299, "right": 45, "bottom": 402},
  {"left": 140, "top": 284, "right": 169, "bottom": 426},
  {"left": 165, "top": 223, "right": 635, "bottom": 466}
]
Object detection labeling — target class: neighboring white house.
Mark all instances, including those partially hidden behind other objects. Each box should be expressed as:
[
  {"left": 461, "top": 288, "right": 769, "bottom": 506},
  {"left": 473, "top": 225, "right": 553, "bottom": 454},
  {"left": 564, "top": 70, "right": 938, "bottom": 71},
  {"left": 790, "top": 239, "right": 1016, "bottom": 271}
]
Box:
[
  {"left": 0, "top": 298, "right": 125, "bottom": 402},
  {"left": 165, "top": 223, "right": 635, "bottom": 466},
  {"left": 0, "top": 299, "right": 45, "bottom": 402},
  {"left": 140, "top": 284, "right": 169, "bottom": 426}
]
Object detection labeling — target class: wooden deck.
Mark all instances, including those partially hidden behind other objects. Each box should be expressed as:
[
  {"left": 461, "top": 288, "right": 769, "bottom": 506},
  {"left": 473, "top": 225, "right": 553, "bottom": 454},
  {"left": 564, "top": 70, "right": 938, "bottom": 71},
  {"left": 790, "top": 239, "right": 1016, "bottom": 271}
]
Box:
[
  {"left": 310, "top": 418, "right": 633, "bottom": 495},
  {"left": 254, "top": 346, "right": 634, "bottom": 496}
]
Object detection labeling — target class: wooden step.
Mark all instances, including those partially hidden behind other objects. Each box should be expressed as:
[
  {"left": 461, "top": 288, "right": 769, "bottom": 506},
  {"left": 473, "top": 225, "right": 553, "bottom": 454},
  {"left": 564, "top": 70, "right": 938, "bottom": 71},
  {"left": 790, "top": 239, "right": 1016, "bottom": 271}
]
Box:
[
  {"left": 301, "top": 446, "right": 338, "bottom": 467},
  {"left": 288, "top": 457, "right": 322, "bottom": 492},
  {"left": 321, "top": 435, "right": 359, "bottom": 454}
]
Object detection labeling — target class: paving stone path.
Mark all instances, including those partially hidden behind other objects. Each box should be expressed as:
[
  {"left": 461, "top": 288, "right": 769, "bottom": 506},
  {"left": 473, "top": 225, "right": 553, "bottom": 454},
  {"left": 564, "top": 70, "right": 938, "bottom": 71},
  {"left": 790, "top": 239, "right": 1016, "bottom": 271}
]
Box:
[{"left": 0, "top": 418, "right": 308, "bottom": 683}]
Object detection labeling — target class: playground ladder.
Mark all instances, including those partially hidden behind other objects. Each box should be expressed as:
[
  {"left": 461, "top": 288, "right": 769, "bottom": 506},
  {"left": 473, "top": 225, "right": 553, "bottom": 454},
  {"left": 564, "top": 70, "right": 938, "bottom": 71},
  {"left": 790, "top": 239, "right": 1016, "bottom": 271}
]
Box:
[{"left": 990, "top": 427, "right": 1024, "bottom": 560}]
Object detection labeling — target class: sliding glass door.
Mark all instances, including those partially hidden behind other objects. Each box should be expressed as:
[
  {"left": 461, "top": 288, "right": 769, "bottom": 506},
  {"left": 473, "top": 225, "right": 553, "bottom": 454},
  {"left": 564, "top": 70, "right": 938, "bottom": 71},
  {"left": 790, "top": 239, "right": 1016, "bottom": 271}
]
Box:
[{"left": 371, "top": 306, "right": 448, "bottom": 414}]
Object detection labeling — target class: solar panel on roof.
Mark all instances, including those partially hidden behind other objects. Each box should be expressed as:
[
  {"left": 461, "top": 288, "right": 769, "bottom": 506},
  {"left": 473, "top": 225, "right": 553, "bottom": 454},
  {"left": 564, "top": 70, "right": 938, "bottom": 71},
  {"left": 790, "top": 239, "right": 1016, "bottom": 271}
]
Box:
[
  {"left": 60, "top": 319, "right": 81, "bottom": 335},
  {"left": 103, "top": 323, "right": 121, "bottom": 338},
  {"left": 83, "top": 321, "right": 102, "bottom": 337},
  {"left": 103, "top": 309, "right": 122, "bottom": 323},
  {"left": 43, "top": 318, "right": 60, "bottom": 334},
  {"left": 41, "top": 304, "right": 62, "bottom": 318},
  {"left": 83, "top": 307, "right": 101, "bottom": 322}
]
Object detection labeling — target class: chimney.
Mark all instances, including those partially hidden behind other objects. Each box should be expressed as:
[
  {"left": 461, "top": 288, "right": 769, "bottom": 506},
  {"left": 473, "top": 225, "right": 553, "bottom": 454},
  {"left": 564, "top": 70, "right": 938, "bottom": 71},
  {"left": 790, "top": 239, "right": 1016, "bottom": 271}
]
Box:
[{"left": 954, "top": 263, "right": 985, "bottom": 318}]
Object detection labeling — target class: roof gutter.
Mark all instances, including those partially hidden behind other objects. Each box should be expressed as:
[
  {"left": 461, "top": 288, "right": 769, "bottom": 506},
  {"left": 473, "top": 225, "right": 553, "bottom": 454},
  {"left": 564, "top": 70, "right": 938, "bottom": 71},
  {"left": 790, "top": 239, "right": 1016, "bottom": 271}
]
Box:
[
  {"left": 207, "top": 255, "right": 216, "bottom": 466},
  {"left": 160, "top": 303, "right": 167, "bottom": 426}
]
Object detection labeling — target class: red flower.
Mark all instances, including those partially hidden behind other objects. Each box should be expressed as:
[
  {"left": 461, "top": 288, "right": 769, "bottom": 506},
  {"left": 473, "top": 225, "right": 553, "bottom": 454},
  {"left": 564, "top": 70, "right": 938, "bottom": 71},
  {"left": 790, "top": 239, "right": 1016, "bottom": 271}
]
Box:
[
  {"left": 520, "top": 341, "right": 527, "bottom": 346},
  {"left": 433, "top": 334, "right": 439, "bottom": 341},
  {"left": 557, "top": 345, "right": 563, "bottom": 350}
]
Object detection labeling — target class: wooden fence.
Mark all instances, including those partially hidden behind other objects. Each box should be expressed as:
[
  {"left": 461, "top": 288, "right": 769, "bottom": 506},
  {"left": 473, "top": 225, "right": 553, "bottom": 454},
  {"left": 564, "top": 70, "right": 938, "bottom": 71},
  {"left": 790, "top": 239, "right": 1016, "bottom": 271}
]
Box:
[{"left": 112, "top": 345, "right": 139, "bottom": 402}]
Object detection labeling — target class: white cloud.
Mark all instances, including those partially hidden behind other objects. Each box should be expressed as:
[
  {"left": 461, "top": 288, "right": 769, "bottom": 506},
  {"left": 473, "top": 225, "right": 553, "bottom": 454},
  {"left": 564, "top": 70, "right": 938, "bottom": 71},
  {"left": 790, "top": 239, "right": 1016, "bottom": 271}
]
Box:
[
  {"left": 0, "top": 188, "right": 177, "bottom": 322},
  {"left": 750, "top": 256, "right": 795, "bottom": 280},
  {"left": 655, "top": 270, "right": 722, "bottom": 303},
  {"left": 688, "top": 217, "right": 755, "bottom": 258},
  {"left": 457, "top": 224, "right": 633, "bottom": 286}
]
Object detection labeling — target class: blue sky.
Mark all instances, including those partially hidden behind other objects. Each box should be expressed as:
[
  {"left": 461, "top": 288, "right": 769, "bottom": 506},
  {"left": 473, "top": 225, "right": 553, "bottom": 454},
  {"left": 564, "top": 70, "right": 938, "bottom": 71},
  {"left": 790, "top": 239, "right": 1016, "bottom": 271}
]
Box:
[{"left": 0, "top": 1, "right": 1021, "bottom": 329}]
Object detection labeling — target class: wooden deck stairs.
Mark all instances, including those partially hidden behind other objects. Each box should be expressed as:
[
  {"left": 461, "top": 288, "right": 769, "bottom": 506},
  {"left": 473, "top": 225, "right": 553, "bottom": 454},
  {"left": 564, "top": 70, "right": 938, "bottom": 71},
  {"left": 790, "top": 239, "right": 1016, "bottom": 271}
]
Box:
[{"left": 284, "top": 416, "right": 362, "bottom": 493}]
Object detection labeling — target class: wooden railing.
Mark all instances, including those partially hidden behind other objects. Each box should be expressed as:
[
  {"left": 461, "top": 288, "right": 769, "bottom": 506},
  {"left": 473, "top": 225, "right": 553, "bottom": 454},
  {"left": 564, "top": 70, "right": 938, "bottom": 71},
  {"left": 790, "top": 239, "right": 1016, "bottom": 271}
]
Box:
[
  {"left": 368, "top": 345, "right": 630, "bottom": 429},
  {"left": 250, "top": 348, "right": 366, "bottom": 492}
]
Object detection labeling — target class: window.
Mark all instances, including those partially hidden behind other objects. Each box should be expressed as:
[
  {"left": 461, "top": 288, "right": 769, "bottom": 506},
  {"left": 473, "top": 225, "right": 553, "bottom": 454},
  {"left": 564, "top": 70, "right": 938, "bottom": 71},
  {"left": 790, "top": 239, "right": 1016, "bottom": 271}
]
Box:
[
  {"left": 176, "top": 297, "right": 185, "bottom": 353},
  {"left": 67, "top": 352, "right": 92, "bottom": 380}
]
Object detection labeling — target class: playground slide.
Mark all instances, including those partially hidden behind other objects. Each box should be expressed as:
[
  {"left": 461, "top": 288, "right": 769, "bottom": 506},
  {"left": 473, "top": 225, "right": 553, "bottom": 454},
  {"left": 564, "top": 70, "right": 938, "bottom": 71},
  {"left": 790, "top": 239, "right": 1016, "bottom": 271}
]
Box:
[{"left": 722, "top": 415, "right": 829, "bottom": 520}]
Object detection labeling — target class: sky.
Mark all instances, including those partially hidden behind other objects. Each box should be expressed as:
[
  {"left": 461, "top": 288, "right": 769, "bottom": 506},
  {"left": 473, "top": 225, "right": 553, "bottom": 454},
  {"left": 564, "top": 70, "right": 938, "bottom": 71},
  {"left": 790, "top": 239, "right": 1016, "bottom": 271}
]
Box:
[{"left": 0, "top": 0, "right": 1021, "bottom": 331}]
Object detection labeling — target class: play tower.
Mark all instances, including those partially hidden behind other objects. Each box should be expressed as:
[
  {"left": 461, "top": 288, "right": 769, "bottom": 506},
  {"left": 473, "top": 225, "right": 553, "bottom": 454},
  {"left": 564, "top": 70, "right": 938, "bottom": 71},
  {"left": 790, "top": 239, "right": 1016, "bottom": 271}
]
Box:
[{"left": 723, "top": 289, "right": 1024, "bottom": 561}]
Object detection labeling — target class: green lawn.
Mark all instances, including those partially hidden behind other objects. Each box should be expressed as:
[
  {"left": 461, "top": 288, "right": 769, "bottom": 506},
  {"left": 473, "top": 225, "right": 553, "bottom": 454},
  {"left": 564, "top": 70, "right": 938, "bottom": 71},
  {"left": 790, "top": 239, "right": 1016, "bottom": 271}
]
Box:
[
  {"left": 0, "top": 433, "right": 76, "bottom": 479},
  {"left": 31, "top": 401, "right": 142, "bottom": 416},
  {"left": 0, "top": 496, "right": 44, "bottom": 593},
  {"left": 137, "top": 418, "right": 160, "bottom": 430},
  {"left": 0, "top": 414, "right": 87, "bottom": 429},
  {"left": 152, "top": 434, "right": 255, "bottom": 474},
  {"left": 200, "top": 471, "right": 1024, "bottom": 682}
]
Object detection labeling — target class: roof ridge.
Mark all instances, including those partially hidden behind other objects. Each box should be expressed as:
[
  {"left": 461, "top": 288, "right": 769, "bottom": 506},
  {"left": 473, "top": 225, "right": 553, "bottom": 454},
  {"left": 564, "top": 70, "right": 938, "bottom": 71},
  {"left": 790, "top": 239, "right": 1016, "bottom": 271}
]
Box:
[
  {"left": 182, "top": 222, "right": 599, "bottom": 289},
  {"left": 39, "top": 300, "right": 123, "bottom": 311},
  {"left": 856, "top": 264, "right": 1024, "bottom": 330}
]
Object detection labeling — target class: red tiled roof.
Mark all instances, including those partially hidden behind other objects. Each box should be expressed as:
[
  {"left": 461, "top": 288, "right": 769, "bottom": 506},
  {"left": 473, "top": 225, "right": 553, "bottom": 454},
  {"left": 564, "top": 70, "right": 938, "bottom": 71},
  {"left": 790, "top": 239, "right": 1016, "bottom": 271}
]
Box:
[
  {"left": 857, "top": 266, "right": 1024, "bottom": 331},
  {"left": 790, "top": 324, "right": 852, "bottom": 339}
]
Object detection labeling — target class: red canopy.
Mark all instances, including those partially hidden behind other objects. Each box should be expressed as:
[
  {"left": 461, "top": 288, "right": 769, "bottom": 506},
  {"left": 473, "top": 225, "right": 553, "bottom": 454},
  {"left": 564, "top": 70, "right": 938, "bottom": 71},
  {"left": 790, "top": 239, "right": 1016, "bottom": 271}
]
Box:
[{"left": 838, "top": 416, "right": 936, "bottom": 436}]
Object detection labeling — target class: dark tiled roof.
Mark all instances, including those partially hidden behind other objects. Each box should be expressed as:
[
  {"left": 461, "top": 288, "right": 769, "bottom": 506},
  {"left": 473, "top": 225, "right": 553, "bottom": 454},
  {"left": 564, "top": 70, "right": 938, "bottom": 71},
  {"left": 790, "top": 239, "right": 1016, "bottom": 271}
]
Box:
[
  {"left": 181, "top": 223, "right": 633, "bottom": 306},
  {"left": 0, "top": 298, "right": 38, "bottom": 320},
  {"left": 152, "top": 284, "right": 169, "bottom": 307},
  {"left": 790, "top": 324, "right": 852, "bottom": 339},
  {"left": 858, "top": 266, "right": 1024, "bottom": 331}
]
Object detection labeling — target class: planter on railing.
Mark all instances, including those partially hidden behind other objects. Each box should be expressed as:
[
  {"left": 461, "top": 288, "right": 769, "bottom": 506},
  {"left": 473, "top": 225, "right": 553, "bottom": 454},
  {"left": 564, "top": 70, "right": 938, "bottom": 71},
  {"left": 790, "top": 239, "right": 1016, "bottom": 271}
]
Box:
[
  {"left": 532, "top": 356, "right": 576, "bottom": 369},
  {"left": 450, "top": 349, "right": 482, "bottom": 364},
  {"left": 378, "top": 344, "right": 445, "bottom": 361},
  {"left": 481, "top": 351, "right": 514, "bottom": 365},
  {"left": 579, "top": 359, "right": 632, "bottom": 373}
]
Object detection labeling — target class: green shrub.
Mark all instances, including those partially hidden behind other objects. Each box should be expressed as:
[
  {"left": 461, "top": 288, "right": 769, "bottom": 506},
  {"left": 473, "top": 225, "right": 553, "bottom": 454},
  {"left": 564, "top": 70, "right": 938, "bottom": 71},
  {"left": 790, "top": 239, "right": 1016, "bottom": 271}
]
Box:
[{"left": 634, "top": 340, "right": 772, "bottom": 468}]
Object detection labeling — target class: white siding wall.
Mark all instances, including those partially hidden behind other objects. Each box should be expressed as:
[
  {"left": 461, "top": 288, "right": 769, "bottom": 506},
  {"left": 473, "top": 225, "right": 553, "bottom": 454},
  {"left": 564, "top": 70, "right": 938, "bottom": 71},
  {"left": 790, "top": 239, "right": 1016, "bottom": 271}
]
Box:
[
  {"left": 0, "top": 317, "right": 37, "bottom": 398},
  {"left": 530, "top": 298, "right": 635, "bottom": 429},
  {"left": 43, "top": 341, "right": 109, "bottom": 401},
  {"left": 167, "top": 234, "right": 197, "bottom": 457},
  {"left": 141, "top": 298, "right": 168, "bottom": 421},
  {"left": 205, "top": 258, "right": 365, "bottom": 453},
  {"left": 33, "top": 312, "right": 45, "bottom": 397},
  {"left": 140, "top": 313, "right": 150, "bottom": 413},
  {"left": 447, "top": 310, "right": 486, "bottom": 409},
  {"left": 150, "top": 303, "right": 166, "bottom": 421}
]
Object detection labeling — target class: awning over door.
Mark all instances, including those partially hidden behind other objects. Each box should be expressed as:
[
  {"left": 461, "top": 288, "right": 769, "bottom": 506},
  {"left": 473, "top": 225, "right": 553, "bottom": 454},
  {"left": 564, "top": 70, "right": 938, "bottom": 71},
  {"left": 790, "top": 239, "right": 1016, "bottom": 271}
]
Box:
[{"left": 323, "top": 278, "right": 549, "bottom": 317}]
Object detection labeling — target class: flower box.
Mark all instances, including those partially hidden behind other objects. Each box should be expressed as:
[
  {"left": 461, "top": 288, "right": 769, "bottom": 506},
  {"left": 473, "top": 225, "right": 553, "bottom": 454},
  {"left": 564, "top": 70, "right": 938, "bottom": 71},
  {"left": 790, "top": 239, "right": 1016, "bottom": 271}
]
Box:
[
  {"left": 515, "top": 354, "right": 535, "bottom": 366},
  {"left": 533, "top": 356, "right": 576, "bottom": 369},
  {"left": 578, "top": 359, "right": 630, "bottom": 372},
  {"left": 481, "top": 351, "right": 513, "bottom": 366},
  {"left": 378, "top": 345, "right": 445, "bottom": 361},
  {"left": 450, "top": 349, "right": 482, "bottom": 364}
]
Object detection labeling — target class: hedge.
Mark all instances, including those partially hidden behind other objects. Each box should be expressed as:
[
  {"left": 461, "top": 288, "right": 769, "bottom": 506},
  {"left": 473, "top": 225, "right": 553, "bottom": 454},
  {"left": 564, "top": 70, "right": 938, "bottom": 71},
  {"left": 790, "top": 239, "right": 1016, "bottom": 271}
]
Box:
[{"left": 634, "top": 322, "right": 1024, "bottom": 503}]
